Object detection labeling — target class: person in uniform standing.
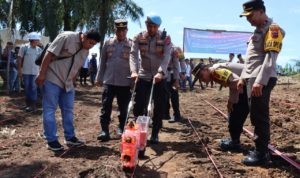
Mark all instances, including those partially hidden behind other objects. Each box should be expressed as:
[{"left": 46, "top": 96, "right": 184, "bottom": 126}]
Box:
[
  {"left": 237, "top": 0, "right": 285, "bottom": 166},
  {"left": 130, "top": 15, "right": 172, "bottom": 144},
  {"left": 165, "top": 46, "right": 182, "bottom": 123},
  {"left": 79, "top": 57, "right": 89, "bottom": 86},
  {"left": 179, "top": 55, "right": 186, "bottom": 90},
  {"left": 89, "top": 53, "right": 98, "bottom": 86},
  {"left": 96, "top": 19, "right": 132, "bottom": 141}
]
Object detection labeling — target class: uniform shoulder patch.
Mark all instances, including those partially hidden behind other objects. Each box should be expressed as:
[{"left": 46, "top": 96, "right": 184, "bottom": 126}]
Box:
[
  {"left": 264, "top": 23, "right": 283, "bottom": 53},
  {"left": 212, "top": 69, "right": 232, "bottom": 87}
]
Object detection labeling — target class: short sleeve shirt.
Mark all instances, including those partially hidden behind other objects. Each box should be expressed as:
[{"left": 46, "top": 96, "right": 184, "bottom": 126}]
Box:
[
  {"left": 46, "top": 31, "right": 89, "bottom": 92},
  {"left": 18, "top": 44, "right": 41, "bottom": 75}
]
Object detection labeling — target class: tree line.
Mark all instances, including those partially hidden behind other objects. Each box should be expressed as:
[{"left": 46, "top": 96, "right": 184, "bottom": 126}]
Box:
[{"left": 0, "top": 0, "right": 144, "bottom": 50}]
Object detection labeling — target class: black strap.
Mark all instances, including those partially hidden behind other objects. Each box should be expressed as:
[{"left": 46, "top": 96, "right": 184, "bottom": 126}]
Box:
[{"left": 66, "top": 47, "right": 82, "bottom": 79}]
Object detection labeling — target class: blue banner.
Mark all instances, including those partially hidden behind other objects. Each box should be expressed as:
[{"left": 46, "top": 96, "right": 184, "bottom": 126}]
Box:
[{"left": 183, "top": 28, "right": 252, "bottom": 55}]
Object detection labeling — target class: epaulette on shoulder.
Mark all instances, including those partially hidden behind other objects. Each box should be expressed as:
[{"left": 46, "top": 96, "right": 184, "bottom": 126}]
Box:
[
  {"left": 268, "top": 23, "right": 281, "bottom": 31},
  {"left": 126, "top": 38, "right": 133, "bottom": 46},
  {"left": 107, "top": 37, "right": 115, "bottom": 45}
]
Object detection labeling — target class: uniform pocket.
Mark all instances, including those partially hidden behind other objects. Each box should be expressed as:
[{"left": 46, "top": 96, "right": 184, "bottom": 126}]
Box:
[
  {"left": 122, "top": 46, "right": 131, "bottom": 60},
  {"left": 106, "top": 47, "right": 115, "bottom": 58},
  {"left": 139, "top": 39, "right": 148, "bottom": 56},
  {"left": 251, "top": 33, "right": 264, "bottom": 50},
  {"left": 156, "top": 40, "right": 164, "bottom": 57}
]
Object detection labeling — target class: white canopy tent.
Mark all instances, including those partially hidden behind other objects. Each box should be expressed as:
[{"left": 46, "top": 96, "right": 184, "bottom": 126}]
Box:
[{"left": 0, "top": 28, "right": 49, "bottom": 48}]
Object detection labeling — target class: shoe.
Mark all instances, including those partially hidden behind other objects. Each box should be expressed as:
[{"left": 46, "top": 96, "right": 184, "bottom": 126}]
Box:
[
  {"left": 163, "top": 115, "right": 171, "bottom": 120},
  {"left": 149, "top": 135, "right": 159, "bottom": 144},
  {"left": 25, "top": 106, "right": 33, "bottom": 112},
  {"left": 168, "top": 116, "right": 181, "bottom": 123},
  {"left": 149, "top": 130, "right": 159, "bottom": 144},
  {"left": 220, "top": 138, "right": 241, "bottom": 151},
  {"left": 47, "top": 140, "right": 64, "bottom": 151},
  {"left": 64, "top": 137, "right": 84, "bottom": 146},
  {"left": 117, "top": 128, "right": 123, "bottom": 136},
  {"left": 97, "top": 131, "right": 110, "bottom": 141},
  {"left": 22, "top": 99, "right": 30, "bottom": 110},
  {"left": 242, "top": 150, "right": 270, "bottom": 166}
]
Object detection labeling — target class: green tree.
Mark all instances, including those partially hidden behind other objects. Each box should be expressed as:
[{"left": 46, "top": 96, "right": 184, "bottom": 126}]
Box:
[
  {"left": 38, "top": 0, "right": 63, "bottom": 41},
  {"left": 0, "top": 0, "right": 11, "bottom": 28},
  {"left": 61, "top": 0, "right": 85, "bottom": 31},
  {"left": 83, "top": 0, "right": 144, "bottom": 50},
  {"left": 1, "top": 0, "right": 144, "bottom": 45}
]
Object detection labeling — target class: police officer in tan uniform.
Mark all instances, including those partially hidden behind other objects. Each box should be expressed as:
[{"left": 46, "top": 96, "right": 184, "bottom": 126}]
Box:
[
  {"left": 166, "top": 46, "right": 182, "bottom": 123},
  {"left": 237, "top": 0, "right": 285, "bottom": 166},
  {"left": 193, "top": 62, "right": 249, "bottom": 152},
  {"left": 96, "top": 19, "right": 132, "bottom": 141},
  {"left": 130, "top": 15, "right": 172, "bottom": 144}
]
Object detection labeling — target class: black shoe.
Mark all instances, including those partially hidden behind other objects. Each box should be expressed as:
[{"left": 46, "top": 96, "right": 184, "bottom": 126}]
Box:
[
  {"left": 97, "top": 131, "right": 110, "bottom": 141},
  {"left": 64, "top": 136, "right": 84, "bottom": 146},
  {"left": 47, "top": 140, "right": 64, "bottom": 151},
  {"left": 149, "top": 132, "right": 159, "bottom": 144},
  {"left": 163, "top": 115, "right": 171, "bottom": 120},
  {"left": 242, "top": 150, "right": 270, "bottom": 166},
  {"left": 25, "top": 106, "right": 33, "bottom": 112},
  {"left": 168, "top": 116, "right": 181, "bottom": 123},
  {"left": 220, "top": 138, "right": 241, "bottom": 151},
  {"left": 149, "top": 135, "right": 159, "bottom": 144}
]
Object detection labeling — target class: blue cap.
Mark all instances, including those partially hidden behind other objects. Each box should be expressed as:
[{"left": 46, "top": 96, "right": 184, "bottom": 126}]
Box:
[{"left": 147, "top": 15, "right": 162, "bottom": 26}]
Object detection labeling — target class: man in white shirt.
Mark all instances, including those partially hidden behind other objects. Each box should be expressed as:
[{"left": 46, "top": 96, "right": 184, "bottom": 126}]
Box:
[
  {"left": 17, "top": 32, "right": 42, "bottom": 112},
  {"left": 182, "top": 59, "right": 193, "bottom": 91}
]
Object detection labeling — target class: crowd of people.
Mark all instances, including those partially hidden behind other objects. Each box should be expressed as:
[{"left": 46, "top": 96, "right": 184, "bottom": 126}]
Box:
[{"left": 0, "top": 0, "right": 285, "bottom": 167}]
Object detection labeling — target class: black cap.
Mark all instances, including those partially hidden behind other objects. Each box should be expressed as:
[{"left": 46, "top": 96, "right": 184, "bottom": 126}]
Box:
[
  {"left": 240, "top": 0, "right": 265, "bottom": 17},
  {"left": 192, "top": 63, "right": 207, "bottom": 77},
  {"left": 114, "top": 19, "right": 128, "bottom": 29}
]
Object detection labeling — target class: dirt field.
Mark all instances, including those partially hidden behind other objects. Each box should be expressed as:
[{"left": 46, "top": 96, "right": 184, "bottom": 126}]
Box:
[{"left": 0, "top": 76, "right": 300, "bottom": 178}]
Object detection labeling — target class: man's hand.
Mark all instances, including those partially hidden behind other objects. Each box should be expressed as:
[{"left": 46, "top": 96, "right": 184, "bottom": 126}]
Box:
[
  {"left": 95, "top": 81, "right": 103, "bottom": 87},
  {"left": 180, "top": 73, "right": 186, "bottom": 80},
  {"left": 131, "top": 72, "right": 138, "bottom": 81},
  {"left": 227, "top": 101, "right": 233, "bottom": 113},
  {"left": 35, "top": 73, "right": 46, "bottom": 86},
  {"left": 154, "top": 72, "right": 163, "bottom": 83},
  {"left": 173, "top": 79, "right": 180, "bottom": 89},
  {"left": 237, "top": 79, "right": 244, "bottom": 91},
  {"left": 252, "top": 83, "right": 263, "bottom": 97}
]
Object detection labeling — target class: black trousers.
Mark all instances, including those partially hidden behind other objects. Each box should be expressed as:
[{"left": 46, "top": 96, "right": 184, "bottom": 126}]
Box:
[
  {"left": 133, "top": 79, "right": 168, "bottom": 131},
  {"left": 166, "top": 80, "right": 181, "bottom": 118},
  {"left": 246, "top": 77, "right": 277, "bottom": 153},
  {"left": 79, "top": 67, "right": 89, "bottom": 84},
  {"left": 228, "top": 85, "right": 249, "bottom": 141},
  {"left": 100, "top": 85, "right": 131, "bottom": 131}
]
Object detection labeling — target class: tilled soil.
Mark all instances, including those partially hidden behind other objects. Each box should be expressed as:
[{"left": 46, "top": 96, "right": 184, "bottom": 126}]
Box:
[{"left": 0, "top": 76, "right": 300, "bottom": 178}]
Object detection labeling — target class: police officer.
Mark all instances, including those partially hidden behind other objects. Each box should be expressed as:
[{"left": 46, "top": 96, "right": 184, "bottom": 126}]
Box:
[
  {"left": 192, "top": 62, "right": 248, "bottom": 152},
  {"left": 96, "top": 19, "right": 132, "bottom": 141},
  {"left": 130, "top": 15, "right": 172, "bottom": 144},
  {"left": 179, "top": 55, "right": 187, "bottom": 90},
  {"left": 166, "top": 46, "right": 182, "bottom": 123},
  {"left": 237, "top": 0, "right": 285, "bottom": 166}
]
